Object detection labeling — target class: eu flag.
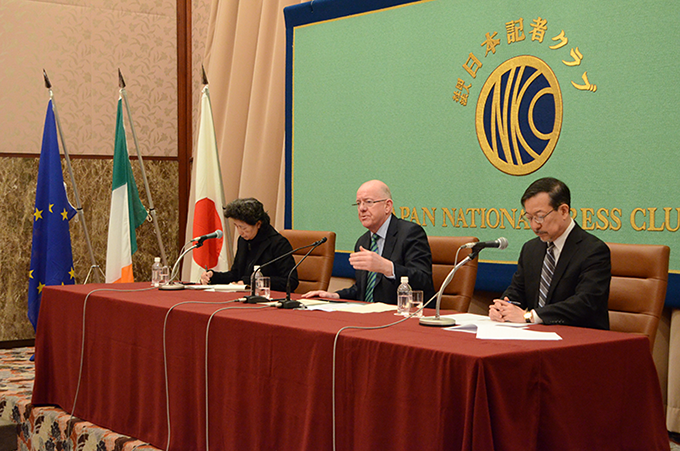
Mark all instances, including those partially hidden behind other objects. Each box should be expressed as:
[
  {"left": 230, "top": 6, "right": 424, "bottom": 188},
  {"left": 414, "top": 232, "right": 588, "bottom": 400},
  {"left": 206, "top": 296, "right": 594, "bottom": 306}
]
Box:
[{"left": 28, "top": 100, "right": 77, "bottom": 330}]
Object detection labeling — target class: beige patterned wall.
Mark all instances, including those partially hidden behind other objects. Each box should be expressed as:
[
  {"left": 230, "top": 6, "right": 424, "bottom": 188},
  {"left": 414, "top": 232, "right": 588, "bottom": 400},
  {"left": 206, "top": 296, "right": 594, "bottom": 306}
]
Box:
[
  {"left": 0, "top": 157, "right": 179, "bottom": 340},
  {"left": 0, "top": 0, "right": 178, "bottom": 157},
  {"left": 0, "top": 0, "right": 212, "bottom": 340}
]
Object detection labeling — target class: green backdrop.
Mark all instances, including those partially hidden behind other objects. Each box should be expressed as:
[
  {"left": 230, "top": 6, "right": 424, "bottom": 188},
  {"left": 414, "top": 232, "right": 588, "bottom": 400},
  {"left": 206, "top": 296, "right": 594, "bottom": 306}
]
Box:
[{"left": 284, "top": 0, "right": 680, "bottom": 303}]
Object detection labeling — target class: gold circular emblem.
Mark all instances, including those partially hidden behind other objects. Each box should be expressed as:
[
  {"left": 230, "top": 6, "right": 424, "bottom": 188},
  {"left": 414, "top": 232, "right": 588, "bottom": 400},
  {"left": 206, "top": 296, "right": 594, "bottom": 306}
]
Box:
[{"left": 475, "top": 55, "right": 562, "bottom": 175}]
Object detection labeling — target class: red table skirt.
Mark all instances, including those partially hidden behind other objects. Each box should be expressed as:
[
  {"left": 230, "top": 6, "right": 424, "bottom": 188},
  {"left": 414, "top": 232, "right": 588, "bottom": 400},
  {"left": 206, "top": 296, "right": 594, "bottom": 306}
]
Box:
[{"left": 32, "top": 283, "right": 670, "bottom": 451}]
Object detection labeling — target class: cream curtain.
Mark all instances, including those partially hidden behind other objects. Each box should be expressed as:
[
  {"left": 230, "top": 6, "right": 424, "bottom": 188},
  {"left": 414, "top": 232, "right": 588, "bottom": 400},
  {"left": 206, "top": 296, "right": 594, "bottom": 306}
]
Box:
[
  {"left": 182, "top": 0, "right": 303, "bottom": 279},
  {"left": 202, "top": 0, "right": 304, "bottom": 227}
]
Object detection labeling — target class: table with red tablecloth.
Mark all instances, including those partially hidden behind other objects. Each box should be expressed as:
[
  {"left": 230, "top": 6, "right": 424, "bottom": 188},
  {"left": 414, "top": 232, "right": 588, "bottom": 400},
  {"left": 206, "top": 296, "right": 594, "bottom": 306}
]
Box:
[{"left": 32, "top": 283, "right": 669, "bottom": 451}]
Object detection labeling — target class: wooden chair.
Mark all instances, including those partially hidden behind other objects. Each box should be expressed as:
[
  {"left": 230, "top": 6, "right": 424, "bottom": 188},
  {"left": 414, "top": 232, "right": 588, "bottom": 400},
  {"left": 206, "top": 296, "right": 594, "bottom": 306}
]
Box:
[
  {"left": 607, "top": 242, "right": 669, "bottom": 349},
  {"left": 279, "top": 229, "right": 336, "bottom": 293},
  {"left": 428, "top": 236, "right": 479, "bottom": 312}
]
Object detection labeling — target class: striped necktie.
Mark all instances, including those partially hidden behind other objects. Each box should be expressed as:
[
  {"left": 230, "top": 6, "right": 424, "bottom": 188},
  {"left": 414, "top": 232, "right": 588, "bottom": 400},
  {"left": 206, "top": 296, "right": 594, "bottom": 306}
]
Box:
[
  {"left": 364, "top": 234, "right": 380, "bottom": 303},
  {"left": 538, "top": 242, "right": 555, "bottom": 307}
]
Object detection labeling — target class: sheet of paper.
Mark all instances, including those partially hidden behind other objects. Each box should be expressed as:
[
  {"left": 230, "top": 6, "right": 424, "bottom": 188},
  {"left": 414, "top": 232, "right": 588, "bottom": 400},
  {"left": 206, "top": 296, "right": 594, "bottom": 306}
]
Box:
[
  {"left": 186, "top": 284, "right": 249, "bottom": 292},
  {"left": 442, "top": 313, "right": 527, "bottom": 329},
  {"left": 296, "top": 299, "right": 332, "bottom": 307},
  {"left": 304, "top": 301, "right": 398, "bottom": 313},
  {"left": 442, "top": 313, "right": 493, "bottom": 325},
  {"left": 442, "top": 323, "right": 478, "bottom": 334},
  {"left": 443, "top": 314, "right": 562, "bottom": 340},
  {"left": 475, "top": 323, "right": 562, "bottom": 340}
]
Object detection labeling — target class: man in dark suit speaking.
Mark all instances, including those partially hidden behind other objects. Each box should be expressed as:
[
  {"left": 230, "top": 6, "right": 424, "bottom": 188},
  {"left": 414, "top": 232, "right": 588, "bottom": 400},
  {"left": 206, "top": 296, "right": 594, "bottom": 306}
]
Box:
[
  {"left": 303, "top": 179, "right": 435, "bottom": 305},
  {"left": 489, "top": 177, "right": 611, "bottom": 329}
]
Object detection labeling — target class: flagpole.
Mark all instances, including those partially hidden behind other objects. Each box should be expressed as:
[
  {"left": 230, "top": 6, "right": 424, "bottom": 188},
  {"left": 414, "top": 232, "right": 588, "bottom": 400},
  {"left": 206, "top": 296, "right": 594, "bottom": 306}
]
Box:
[
  {"left": 117, "top": 69, "right": 168, "bottom": 267},
  {"left": 43, "top": 70, "right": 103, "bottom": 283},
  {"left": 202, "top": 66, "right": 234, "bottom": 266}
]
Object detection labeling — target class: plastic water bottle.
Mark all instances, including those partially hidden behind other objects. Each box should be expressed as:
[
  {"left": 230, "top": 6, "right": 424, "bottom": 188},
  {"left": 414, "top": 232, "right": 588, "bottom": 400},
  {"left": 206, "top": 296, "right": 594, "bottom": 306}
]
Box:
[
  {"left": 252, "top": 265, "right": 262, "bottom": 294},
  {"left": 396, "top": 276, "right": 412, "bottom": 316},
  {"left": 151, "top": 257, "right": 162, "bottom": 287}
]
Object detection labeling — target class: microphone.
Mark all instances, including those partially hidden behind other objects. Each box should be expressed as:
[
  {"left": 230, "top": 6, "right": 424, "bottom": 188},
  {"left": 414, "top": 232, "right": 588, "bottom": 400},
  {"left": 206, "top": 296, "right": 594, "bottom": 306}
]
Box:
[
  {"left": 192, "top": 230, "right": 223, "bottom": 246},
  {"left": 278, "top": 237, "right": 328, "bottom": 309},
  {"left": 461, "top": 237, "right": 508, "bottom": 251},
  {"left": 244, "top": 236, "right": 328, "bottom": 304}
]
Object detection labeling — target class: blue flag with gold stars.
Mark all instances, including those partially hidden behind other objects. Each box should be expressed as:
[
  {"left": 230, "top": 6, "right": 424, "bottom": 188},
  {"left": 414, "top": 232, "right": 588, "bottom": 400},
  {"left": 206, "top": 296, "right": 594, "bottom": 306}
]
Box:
[{"left": 28, "top": 100, "right": 77, "bottom": 330}]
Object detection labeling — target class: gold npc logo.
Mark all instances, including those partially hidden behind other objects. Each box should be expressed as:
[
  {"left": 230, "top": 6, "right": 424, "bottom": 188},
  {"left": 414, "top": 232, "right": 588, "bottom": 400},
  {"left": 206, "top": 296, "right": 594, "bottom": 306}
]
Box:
[{"left": 475, "top": 55, "right": 563, "bottom": 176}]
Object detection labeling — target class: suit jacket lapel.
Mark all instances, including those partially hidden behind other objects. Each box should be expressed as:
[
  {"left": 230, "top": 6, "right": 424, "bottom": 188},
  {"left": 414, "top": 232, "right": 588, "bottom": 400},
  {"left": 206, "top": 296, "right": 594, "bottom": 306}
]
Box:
[
  {"left": 382, "top": 215, "right": 398, "bottom": 260},
  {"left": 546, "top": 224, "right": 583, "bottom": 303}
]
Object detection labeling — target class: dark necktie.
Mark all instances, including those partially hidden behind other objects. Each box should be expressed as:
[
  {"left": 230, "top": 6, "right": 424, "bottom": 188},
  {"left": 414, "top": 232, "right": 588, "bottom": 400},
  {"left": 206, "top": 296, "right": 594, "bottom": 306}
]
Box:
[
  {"left": 364, "top": 234, "right": 380, "bottom": 303},
  {"left": 538, "top": 242, "right": 555, "bottom": 307}
]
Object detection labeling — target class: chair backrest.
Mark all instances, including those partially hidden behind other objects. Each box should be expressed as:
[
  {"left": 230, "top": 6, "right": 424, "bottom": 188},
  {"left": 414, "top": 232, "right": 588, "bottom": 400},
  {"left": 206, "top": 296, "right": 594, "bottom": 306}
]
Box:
[
  {"left": 279, "top": 229, "right": 336, "bottom": 293},
  {"left": 607, "top": 242, "right": 669, "bottom": 349},
  {"left": 428, "top": 236, "right": 479, "bottom": 312}
]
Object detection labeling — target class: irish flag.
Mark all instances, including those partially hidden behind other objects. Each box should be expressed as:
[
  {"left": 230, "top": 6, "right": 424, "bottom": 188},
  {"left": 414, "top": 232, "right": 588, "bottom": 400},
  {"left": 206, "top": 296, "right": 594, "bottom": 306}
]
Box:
[
  {"left": 185, "top": 85, "right": 228, "bottom": 282},
  {"left": 105, "top": 97, "right": 148, "bottom": 283}
]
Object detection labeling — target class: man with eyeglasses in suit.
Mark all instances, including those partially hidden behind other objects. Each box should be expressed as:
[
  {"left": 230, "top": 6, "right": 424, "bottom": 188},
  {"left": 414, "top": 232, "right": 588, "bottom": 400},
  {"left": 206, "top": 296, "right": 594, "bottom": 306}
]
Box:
[
  {"left": 489, "top": 177, "right": 611, "bottom": 329},
  {"left": 302, "top": 179, "right": 435, "bottom": 305}
]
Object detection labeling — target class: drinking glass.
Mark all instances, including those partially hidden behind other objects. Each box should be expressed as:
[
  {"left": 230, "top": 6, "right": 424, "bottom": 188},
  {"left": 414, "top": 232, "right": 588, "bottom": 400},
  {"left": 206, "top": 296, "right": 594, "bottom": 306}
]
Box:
[
  {"left": 257, "top": 276, "right": 271, "bottom": 299},
  {"left": 409, "top": 290, "right": 423, "bottom": 318},
  {"left": 160, "top": 266, "right": 170, "bottom": 286}
]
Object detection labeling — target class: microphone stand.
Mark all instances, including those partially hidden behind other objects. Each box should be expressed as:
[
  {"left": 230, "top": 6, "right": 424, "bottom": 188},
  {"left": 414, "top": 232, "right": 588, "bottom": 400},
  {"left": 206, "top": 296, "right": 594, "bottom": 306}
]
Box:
[
  {"left": 278, "top": 244, "right": 318, "bottom": 309},
  {"left": 159, "top": 239, "right": 206, "bottom": 290},
  {"left": 244, "top": 237, "right": 327, "bottom": 304},
  {"left": 419, "top": 250, "right": 479, "bottom": 327}
]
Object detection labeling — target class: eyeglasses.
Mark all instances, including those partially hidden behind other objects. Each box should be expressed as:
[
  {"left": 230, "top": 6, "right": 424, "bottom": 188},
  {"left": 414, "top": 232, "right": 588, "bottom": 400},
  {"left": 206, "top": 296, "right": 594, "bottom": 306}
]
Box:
[
  {"left": 523, "top": 209, "right": 555, "bottom": 224},
  {"left": 352, "top": 199, "right": 388, "bottom": 208}
]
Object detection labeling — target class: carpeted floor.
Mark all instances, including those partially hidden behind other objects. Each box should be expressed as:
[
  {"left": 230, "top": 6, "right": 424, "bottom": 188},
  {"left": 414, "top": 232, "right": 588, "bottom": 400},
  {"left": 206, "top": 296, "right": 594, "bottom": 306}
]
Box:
[{"left": 0, "top": 347, "right": 33, "bottom": 403}]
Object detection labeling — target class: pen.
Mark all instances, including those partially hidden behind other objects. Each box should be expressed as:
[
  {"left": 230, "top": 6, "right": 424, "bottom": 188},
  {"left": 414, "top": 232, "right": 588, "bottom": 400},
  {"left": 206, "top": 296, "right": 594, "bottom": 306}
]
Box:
[{"left": 505, "top": 299, "right": 522, "bottom": 307}]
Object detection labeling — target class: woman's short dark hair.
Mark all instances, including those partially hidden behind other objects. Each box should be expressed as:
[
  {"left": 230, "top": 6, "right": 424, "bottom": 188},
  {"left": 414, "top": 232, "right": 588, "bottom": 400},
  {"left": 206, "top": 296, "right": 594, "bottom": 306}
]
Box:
[
  {"left": 225, "top": 198, "right": 270, "bottom": 227},
  {"left": 521, "top": 177, "right": 571, "bottom": 210}
]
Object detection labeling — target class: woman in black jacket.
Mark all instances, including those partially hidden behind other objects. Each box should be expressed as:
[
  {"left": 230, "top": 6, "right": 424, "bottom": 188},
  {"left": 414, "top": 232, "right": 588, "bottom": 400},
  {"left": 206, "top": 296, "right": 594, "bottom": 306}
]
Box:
[{"left": 200, "top": 198, "right": 298, "bottom": 292}]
